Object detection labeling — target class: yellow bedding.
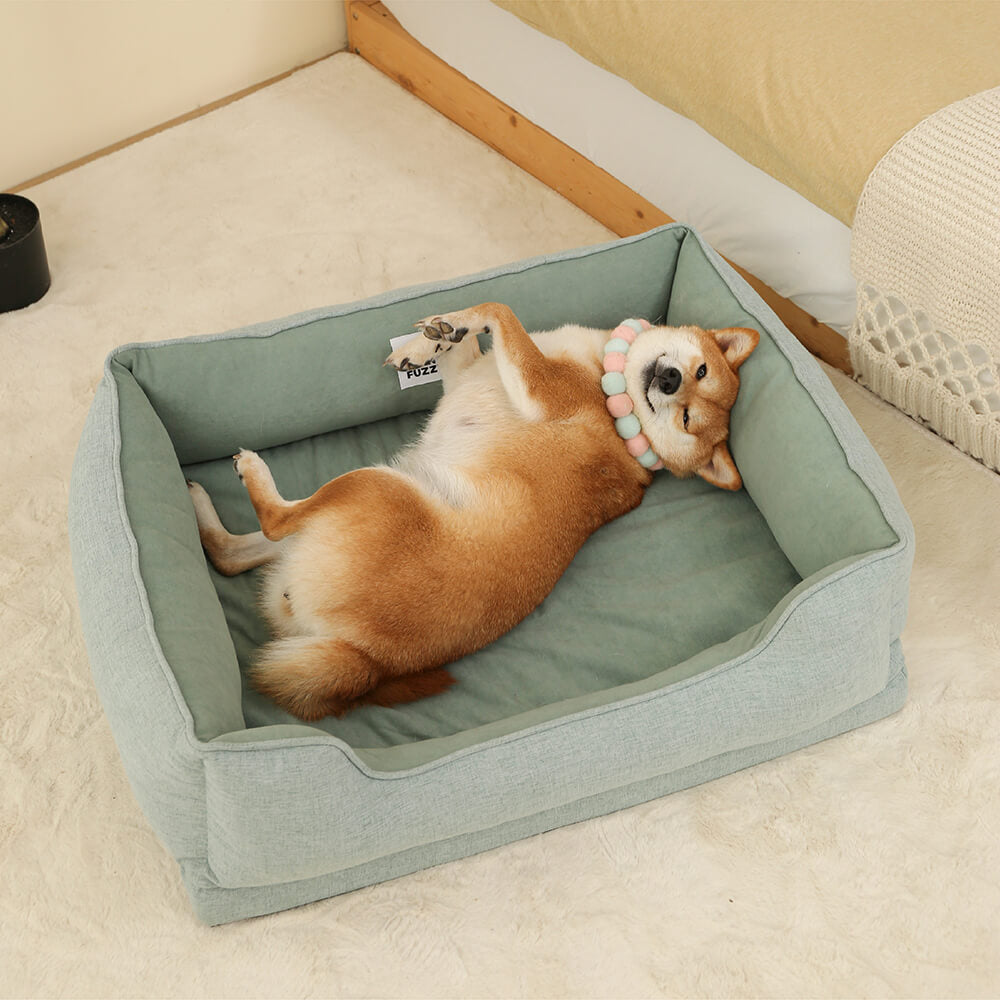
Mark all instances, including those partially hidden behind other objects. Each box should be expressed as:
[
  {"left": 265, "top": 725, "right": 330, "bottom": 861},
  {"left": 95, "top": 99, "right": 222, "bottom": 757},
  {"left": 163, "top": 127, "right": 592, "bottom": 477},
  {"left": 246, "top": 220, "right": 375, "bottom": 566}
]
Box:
[{"left": 493, "top": 0, "right": 1000, "bottom": 226}]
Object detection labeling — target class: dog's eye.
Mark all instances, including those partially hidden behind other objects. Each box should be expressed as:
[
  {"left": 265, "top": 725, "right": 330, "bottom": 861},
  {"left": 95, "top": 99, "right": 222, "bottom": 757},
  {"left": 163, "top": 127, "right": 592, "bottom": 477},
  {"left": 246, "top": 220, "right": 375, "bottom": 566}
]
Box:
[
  {"left": 683, "top": 408, "right": 690, "bottom": 429},
  {"left": 696, "top": 364, "right": 707, "bottom": 380}
]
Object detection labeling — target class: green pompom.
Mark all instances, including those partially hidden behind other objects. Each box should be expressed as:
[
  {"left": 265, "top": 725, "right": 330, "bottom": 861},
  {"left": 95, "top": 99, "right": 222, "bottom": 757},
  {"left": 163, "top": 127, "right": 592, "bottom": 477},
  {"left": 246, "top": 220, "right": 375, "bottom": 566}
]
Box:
[
  {"left": 601, "top": 372, "right": 627, "bottom": 395},
  {"left": 614, "top": 414, "right": 641, "bottom": 439}
]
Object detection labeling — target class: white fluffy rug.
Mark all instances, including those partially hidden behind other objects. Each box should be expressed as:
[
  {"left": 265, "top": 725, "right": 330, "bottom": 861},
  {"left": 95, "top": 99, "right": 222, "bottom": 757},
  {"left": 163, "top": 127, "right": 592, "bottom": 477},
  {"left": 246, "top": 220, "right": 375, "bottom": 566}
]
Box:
[{"left": 3, "top": 54, "right": 998, "bottom": 999}]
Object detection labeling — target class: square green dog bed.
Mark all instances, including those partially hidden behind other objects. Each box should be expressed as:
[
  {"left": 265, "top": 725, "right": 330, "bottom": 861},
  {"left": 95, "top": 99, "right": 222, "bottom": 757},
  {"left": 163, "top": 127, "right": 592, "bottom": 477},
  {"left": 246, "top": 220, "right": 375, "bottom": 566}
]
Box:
[{"left": 69, "top": 225, "right": 913, "bottom": 924}]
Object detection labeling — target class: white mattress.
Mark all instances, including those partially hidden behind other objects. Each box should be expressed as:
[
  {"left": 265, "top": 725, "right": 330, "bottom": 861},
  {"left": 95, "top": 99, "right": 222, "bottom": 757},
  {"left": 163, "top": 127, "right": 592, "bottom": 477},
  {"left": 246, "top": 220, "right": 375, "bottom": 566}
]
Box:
[{"left": 383, "top": 0, "right": 855, "bottom": 335}]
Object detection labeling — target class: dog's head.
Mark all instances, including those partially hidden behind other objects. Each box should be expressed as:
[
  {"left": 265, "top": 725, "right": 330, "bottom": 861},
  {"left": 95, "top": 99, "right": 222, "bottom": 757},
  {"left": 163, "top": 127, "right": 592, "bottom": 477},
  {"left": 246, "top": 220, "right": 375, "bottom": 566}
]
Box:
[{"left": 624, "top": 324, "right": 759, "bottom": 490}]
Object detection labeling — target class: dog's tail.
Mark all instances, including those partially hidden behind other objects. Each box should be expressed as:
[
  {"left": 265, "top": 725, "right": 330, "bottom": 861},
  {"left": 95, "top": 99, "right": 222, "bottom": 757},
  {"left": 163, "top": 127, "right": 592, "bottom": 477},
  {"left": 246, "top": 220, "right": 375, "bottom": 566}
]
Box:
[
  {"left": 251, "top": 636, "right": 455, "bottom": 720},
  {"left": 357, "top": 668, "right": 456, "bottom": 709}
]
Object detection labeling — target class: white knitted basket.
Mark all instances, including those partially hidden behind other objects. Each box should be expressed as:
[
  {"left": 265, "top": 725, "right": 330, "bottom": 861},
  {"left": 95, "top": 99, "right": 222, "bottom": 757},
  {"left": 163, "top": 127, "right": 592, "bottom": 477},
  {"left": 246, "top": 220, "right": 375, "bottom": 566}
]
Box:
[{"left": 849, "top": 87, "right": 1000, "bottom": 472}]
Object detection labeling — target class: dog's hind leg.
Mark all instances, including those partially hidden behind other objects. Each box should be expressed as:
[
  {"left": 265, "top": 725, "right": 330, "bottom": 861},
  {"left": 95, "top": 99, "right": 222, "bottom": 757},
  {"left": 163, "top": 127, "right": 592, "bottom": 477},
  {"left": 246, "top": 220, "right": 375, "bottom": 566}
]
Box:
[
  {"left": 233, "top": 449, "right": 443, "bottom": 564},
  {"left": 233, "top": 449, "right": 432, "bottom": 543},
  {"left": 231, "top": 448, "right": 311, "bottom": 541},
  {"left": 187, "top": 480, "right": 281, "bottom": 576}
]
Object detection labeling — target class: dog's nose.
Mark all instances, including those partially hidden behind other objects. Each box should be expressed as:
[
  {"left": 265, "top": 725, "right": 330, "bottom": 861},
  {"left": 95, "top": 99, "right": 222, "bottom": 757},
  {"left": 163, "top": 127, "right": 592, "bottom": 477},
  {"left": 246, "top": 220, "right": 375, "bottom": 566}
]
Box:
[{"left": 656, "top": 366, "right": 682, "bottom": 395}]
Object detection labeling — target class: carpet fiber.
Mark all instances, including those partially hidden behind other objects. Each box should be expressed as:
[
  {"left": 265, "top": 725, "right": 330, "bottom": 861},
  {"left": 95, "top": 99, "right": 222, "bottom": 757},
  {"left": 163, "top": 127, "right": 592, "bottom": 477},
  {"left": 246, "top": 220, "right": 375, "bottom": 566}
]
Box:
[{"left": 2, "top": 54, "right": 998, "bottom": 999}]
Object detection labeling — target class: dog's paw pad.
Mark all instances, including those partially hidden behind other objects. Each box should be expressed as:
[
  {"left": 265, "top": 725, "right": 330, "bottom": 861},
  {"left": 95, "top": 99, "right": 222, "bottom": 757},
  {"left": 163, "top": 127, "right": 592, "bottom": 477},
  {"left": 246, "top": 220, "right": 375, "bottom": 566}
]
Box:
[
  {"left": 388, "top": 353, "right": 424, "bottom": 371},
  {"left": 417, "top": 317, "right": 469, "bottom": 343},
  {"left": 417, "top": 318, "right": 451, "bottom": 341},
  {"left": 386, "top": 333, "right": 438, "bottom": 371}
]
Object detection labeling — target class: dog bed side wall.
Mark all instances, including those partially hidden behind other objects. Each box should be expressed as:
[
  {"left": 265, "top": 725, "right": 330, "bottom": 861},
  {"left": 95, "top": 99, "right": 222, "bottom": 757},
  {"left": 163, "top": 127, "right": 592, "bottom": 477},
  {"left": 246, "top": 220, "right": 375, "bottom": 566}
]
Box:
[
  {"left": 199, "top": 535, "right": 909, "bottom": 890},
  {"left": 110, "top": 363, "right": 247, "bottom": 741},
  {"left": 184, "top": 649, "right": 907, "bottom": 924},
  {"left": 69, "top": 371, "right": 210, "bottom": 862},
  {"left": 109, "top": 226, "right": 689, "bottom": 466},
  {"left": 666, "top": 233, "right": 908, "bottom": 580}
]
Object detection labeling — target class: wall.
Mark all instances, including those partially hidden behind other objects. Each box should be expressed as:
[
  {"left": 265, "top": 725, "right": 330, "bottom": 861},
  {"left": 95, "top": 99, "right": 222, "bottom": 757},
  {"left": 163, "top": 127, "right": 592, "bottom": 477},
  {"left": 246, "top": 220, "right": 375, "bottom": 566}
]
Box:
[{"left": 2, "top": 1, "right": 348, "bottom": 191}]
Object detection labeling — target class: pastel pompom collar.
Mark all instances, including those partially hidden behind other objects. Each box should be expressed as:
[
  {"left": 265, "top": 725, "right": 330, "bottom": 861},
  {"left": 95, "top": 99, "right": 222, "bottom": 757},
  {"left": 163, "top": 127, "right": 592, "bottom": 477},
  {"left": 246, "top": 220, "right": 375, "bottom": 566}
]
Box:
[{"left": 600, "top": 319, "right": 665, "bottom": 471}]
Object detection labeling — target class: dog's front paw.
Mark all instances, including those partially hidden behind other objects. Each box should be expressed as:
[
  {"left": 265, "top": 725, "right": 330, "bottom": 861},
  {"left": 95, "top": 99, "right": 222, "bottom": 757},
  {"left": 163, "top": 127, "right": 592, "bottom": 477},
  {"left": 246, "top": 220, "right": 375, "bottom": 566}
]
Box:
[{"left": 384, "top": 332, "right": 442, "bottom": 372}]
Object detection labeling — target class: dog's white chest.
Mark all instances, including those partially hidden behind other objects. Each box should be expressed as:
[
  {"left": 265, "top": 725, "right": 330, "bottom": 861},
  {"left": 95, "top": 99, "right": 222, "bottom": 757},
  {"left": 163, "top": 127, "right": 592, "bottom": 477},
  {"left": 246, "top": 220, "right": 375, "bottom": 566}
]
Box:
[{"left": 393, "top": 360, "right": 511, "bottom": 505}]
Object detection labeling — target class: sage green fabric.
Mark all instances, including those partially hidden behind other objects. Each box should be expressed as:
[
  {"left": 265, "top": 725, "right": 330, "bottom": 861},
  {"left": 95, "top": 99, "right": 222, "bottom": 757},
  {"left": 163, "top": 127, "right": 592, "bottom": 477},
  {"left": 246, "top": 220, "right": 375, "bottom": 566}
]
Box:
[
  {"left": 113, "top": 366, "right": 244, "bottom": 742},
  {"left": 70, "top": 223, "right": 913, "bottom": 922}
]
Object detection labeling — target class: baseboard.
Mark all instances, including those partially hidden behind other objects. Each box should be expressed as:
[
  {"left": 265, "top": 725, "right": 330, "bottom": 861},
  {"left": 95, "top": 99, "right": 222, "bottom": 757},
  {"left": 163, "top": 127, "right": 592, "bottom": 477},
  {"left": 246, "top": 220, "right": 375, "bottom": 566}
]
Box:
[
  {"left": 346, "top": 0, "right": 852, "bottom": 375},
  {"left": 10, "top": 53, "right": 339, "bottom": 196}
]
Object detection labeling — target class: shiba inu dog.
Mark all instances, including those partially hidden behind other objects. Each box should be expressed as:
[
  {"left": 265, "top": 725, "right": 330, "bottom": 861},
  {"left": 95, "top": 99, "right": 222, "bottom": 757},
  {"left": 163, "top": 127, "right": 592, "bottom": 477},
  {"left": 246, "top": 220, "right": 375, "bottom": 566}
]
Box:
[{"left": 187, "top": 303, "right": 758, "bottom": 720}]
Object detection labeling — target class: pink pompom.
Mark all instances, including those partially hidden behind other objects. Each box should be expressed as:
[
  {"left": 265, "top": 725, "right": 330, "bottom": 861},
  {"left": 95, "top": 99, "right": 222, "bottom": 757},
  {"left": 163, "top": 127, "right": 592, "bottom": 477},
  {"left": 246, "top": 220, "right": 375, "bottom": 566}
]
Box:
[
  {"left": 650, "top": 459, "right": 664, "bottom": 470},
  {"left": 605, "top": 393, "right": 633, "bottom": 418},
  {"left": 638, "top": 319, "right": 652, "bottom": 330},
  {"left": 626, "top": 433, "right": 651, "bottom": 457},
  {"left": 602, "top": 351, "right": 626, "bottom": 373},
  {"left": 612, "top": 324, "right": 637, "bottom": 344}
]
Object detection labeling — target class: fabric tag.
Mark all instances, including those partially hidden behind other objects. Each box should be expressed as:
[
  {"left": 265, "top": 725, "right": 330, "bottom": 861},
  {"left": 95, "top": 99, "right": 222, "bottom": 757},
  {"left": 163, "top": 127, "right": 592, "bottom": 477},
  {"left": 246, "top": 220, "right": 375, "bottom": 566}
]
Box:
[{"left": 389, "top": 334, "right": 442, "bottom": 389}]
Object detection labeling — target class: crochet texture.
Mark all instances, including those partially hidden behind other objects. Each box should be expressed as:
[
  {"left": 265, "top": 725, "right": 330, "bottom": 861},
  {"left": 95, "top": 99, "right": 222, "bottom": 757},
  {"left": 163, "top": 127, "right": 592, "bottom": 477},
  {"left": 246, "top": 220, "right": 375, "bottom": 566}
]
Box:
[{"left": 850, "top": 87, "right": 1000, "bottom": 472}]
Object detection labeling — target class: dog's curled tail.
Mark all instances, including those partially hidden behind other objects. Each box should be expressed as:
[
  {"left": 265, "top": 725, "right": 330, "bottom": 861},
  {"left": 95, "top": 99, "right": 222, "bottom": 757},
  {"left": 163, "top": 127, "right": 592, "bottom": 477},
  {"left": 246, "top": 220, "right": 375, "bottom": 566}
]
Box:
[
  {"left": 251, "top": 636, "right": 455, "bottom": 721},
  {"left": 356, "top": 669, "right": 456, "bottom": 709}
]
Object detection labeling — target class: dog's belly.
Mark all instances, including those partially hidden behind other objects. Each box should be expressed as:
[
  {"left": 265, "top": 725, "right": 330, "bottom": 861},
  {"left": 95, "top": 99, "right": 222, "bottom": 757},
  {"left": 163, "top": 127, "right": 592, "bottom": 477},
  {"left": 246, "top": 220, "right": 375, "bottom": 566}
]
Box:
[
  {"left": 393, "top": 329, "right": 607, "bottom": 508},
  {"left": 258, "top": 532, "right": 361, "bottom": 642},
  {"left": 258, "top": 540, "right": 310, "bottom": 638},
  {"left": 393, "top": 369, "right": 512, "bottom": 506}
]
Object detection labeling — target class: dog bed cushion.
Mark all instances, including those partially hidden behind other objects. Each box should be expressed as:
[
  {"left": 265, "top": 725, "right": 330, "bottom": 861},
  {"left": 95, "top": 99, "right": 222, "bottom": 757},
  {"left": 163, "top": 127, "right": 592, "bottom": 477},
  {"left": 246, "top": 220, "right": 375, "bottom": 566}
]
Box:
[{"left": 69, "top": 224, "right": 912, "bottom": 924}]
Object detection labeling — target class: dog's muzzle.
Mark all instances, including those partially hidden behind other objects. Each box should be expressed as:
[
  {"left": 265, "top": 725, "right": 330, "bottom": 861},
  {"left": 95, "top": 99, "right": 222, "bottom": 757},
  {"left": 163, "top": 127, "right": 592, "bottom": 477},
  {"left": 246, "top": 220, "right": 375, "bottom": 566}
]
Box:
[
  {"left": 655, "top": 366, "right": 682, "bottom": 395},
  {"left": 644, "top": 359, "right": 682, "bottom": 396}
]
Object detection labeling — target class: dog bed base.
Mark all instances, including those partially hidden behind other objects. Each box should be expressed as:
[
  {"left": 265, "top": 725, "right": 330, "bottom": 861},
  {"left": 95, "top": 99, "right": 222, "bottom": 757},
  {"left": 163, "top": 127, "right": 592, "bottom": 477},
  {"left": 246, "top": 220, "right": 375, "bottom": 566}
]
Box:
[{"left": 70, "top": 224, "right": 912, "bottom": 923}]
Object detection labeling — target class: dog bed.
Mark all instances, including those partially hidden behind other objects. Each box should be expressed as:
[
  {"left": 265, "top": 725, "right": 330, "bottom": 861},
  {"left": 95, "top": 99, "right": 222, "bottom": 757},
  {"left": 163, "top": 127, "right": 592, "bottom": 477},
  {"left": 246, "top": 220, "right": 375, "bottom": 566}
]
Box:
[{"left": 69, "top": 224, "right": 913, "bottom": 924}]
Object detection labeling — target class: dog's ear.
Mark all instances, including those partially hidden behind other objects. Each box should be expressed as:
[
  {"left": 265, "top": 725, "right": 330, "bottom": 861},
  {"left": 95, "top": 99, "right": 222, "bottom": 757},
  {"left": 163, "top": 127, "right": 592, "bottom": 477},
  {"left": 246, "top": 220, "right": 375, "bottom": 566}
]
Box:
[
  {"left": 712, "top": 327, "right": 759, "bottom": 371},
  {"left": 696, "top": 441, "right": 743, "bottom": 491}
]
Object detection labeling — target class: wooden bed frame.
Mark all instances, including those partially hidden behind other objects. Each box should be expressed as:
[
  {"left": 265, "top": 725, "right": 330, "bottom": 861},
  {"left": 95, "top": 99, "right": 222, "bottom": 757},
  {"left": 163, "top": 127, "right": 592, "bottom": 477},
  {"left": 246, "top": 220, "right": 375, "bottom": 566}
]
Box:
[{"left": 346, "top": 0, "right": 851, "bottom": 375}]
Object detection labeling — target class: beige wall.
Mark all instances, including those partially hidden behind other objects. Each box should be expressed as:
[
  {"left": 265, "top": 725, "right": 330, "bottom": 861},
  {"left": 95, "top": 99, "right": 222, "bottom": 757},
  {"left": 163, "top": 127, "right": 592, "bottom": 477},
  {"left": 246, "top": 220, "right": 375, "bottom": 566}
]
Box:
[{"left": 3, "top": 1, "right": 348, "bottom": 191}]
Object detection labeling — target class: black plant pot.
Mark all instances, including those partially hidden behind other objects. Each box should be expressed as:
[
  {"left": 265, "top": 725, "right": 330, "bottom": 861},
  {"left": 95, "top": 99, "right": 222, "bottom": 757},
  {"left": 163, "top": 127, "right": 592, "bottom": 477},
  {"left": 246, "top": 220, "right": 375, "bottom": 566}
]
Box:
[{"left": 0, "top": 193, "right": 51, "bottom": 312}]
